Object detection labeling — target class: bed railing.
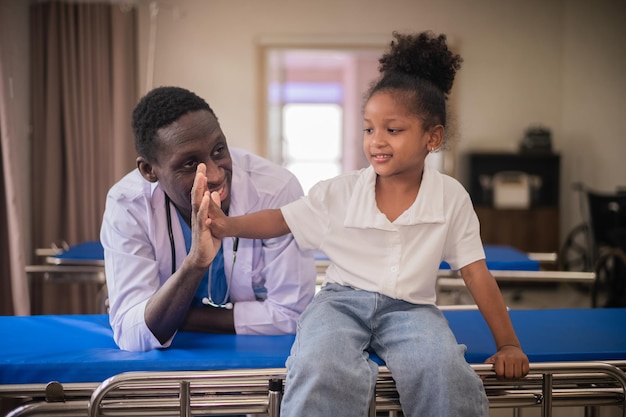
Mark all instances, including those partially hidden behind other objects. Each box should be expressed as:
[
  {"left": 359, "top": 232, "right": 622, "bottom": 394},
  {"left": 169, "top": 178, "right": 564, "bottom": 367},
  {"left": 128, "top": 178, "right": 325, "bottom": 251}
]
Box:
[{"left": 5, "top": 362, "right": 625, "bottom": 417}]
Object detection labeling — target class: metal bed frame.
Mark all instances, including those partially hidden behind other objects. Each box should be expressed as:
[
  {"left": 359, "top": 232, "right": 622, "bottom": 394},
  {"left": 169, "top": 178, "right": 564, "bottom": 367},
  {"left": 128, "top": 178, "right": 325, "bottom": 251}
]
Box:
[{"left": 3, "top": 361, "right": 625, "bottom": 417}]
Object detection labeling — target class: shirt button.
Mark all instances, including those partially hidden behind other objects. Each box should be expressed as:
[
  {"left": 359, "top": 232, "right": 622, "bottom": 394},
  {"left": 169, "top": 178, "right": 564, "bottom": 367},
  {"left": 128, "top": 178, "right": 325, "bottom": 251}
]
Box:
[{"left": 391, "top": 266, "right": 398, "bottom": 273}]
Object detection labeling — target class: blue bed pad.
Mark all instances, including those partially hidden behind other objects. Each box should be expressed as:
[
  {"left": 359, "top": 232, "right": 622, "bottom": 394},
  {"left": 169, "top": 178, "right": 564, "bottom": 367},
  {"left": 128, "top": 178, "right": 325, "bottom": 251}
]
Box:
[
  {"left": 1, "top": 309, "right": 624, "bottom": 385},
  {"left": 439, "top": 245, "right": 539, "bottom": 271},
  {"left": 50, "top": 241, "right": 104, "bottom": 263}
]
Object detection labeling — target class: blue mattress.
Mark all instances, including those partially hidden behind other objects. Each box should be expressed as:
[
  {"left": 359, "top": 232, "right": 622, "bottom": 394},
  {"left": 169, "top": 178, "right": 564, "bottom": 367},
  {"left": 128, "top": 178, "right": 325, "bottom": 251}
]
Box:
[
  {"left": 50, "top": 241, "right": 104, "bottom": 264},
  {"left": 440, "top": 245, "right": 539, "bottom": 271},
  {"left": 1, "top": 308, "right": 624, "bottom": 385}
]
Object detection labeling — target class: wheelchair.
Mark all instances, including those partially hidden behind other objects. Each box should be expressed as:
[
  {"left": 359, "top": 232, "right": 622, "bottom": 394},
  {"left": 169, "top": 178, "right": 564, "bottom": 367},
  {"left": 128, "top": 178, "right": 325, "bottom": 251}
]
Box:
[{"left": 559, "top": 184, "right": 626, "bottom": 307}]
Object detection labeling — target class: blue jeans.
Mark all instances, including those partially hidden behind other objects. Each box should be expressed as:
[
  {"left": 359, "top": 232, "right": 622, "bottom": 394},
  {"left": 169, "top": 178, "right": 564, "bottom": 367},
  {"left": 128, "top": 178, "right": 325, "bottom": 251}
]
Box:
[{"left": 280, "top": 283, "right": 488, "bottom": 417}]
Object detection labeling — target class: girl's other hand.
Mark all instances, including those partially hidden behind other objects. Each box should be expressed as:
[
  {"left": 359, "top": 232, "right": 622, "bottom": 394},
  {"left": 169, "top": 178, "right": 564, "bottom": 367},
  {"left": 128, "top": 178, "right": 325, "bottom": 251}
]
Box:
[{"left": 484, "top": 345, "right": 529, "bottom": 379}]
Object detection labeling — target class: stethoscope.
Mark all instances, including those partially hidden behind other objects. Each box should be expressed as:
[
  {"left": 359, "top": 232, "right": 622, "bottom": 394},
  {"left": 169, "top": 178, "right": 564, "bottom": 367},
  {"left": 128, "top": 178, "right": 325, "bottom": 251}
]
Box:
[{"left": 165, "top": 194, "right": 238, "bottom": 309}]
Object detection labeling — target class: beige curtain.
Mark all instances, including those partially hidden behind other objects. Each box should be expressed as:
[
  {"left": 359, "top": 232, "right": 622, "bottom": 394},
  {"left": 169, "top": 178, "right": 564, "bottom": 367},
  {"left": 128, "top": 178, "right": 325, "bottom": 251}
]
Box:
[
  {"left": 0, "top": 36, "right": 29, "bottom": 317},
  {"left": 30, "top": 1, "right": 137, "bottom": 314}
]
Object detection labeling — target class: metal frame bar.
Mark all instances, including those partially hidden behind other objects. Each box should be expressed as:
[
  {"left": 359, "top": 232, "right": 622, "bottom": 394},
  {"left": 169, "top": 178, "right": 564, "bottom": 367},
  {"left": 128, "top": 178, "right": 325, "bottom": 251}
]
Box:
[
  {"left": 4, "top": 362, "right": 623, "bottom": 417},
  {"left": 24, "top": 265, "right": 105, "bottom": 284},
  {"left": 437, "top": 269, "right": 596, "bottom": 284}
]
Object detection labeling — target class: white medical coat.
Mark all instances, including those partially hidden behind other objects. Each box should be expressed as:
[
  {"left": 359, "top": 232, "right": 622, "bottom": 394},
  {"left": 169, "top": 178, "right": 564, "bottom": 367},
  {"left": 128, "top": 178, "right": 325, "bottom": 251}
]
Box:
[{"left": 101, "top": 148, "right": 316, "bottom": 351}]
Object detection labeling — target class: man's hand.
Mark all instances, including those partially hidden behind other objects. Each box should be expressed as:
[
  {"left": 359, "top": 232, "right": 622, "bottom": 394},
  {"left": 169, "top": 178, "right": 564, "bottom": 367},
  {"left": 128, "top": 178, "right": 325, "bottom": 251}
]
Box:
[
  {"left": 484, "top": 345, "right": 529, "bottom": 379},
  {"left": 187, "top": 163, "right": 221, "bottom": 270},
  {"left": 145, "top": 164, "right": 225, "bottom": 343}
]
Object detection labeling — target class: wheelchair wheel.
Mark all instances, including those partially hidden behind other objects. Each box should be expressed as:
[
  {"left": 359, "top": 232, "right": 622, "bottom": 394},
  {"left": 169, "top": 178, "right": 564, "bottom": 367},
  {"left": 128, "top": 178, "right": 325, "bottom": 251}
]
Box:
[
  {"left": 559, "top": 223, "right": 593, "bottom": 271},
  {"left": 591, "top": 248, "right": 626, "bottom": 307}
]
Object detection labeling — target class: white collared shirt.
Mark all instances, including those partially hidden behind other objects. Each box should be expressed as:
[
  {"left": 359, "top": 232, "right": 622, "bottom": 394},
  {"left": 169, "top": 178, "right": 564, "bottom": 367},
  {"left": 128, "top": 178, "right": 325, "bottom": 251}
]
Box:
[
  {"left": 101, "top": 148, "right": 316, "bottom": 351},
  {"left": 281, "top": 164, "right": 485, "bottom": 305}
]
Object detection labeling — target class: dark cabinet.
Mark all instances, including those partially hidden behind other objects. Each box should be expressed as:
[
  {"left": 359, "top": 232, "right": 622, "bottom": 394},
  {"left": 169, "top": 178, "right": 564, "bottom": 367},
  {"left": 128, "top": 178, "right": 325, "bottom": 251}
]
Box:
[{"left": 468, "top": 152, "right": 560, "bottom": 253}]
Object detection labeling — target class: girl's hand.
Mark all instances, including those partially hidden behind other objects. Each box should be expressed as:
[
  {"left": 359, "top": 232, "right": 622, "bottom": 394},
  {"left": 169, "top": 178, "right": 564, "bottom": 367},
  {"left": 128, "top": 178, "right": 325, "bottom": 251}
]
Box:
[
  {"left": 484, "top": 345, "right": 530, "bottom": 379},
  {"left": 206, "top": 190, "right": 231, "bottom": 239}
]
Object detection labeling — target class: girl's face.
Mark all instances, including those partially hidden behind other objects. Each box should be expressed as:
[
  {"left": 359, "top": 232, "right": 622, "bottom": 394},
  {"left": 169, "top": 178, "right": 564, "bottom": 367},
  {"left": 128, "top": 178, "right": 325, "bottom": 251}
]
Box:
[{"left": 363, "top": 91, "right": 441, "bottom": 181}]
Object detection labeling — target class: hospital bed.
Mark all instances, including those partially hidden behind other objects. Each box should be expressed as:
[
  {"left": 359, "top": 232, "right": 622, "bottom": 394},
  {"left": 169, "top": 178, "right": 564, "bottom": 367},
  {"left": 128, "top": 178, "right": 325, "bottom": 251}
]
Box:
[
  {"left": 1, "top": 309, "right": 624, "bottom": 417},
  {"left": 25, "top": 243, "right": 105, "bottom": 287},
  {"left": 24, "top": 241, "right": 106, "bottom": 314}
]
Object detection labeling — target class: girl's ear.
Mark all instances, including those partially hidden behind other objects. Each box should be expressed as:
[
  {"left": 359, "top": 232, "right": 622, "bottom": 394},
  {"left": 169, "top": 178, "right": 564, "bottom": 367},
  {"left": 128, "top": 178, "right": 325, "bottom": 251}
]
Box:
[
  {"left": 428, "top": 125, "right": 444, "bottom": 151},
  {"left": 137, "top": 156, "right": 158, "bottom": 183}
]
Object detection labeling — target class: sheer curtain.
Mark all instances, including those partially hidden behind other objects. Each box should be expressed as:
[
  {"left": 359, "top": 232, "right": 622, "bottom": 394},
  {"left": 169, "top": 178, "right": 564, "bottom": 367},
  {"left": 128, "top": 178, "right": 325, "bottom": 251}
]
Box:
[{"left": 29, "top": 1, "right": 137, "bottom": 314}]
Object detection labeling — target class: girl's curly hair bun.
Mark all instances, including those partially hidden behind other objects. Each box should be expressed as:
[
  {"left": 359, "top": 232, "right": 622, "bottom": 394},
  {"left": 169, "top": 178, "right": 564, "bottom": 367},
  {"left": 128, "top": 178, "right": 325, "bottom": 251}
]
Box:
[{"left": 378, "top": 31, "right": 462, "bottom": 96}]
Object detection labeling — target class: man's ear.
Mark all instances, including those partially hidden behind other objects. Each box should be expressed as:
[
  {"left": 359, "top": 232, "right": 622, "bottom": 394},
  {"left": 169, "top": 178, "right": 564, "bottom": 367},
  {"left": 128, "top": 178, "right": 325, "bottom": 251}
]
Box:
[
  {"left": 428, "top": 125, "right": 444, "bottom": 151},
  {"left": 137, "top": 156, "right": 157, "bottom": 183}
]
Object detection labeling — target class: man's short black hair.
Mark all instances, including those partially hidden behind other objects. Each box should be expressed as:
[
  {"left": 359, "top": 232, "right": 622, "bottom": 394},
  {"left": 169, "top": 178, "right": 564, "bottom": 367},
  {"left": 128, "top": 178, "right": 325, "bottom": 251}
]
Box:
[{"left": 132, "top": 86, "right": 217, "bottom": 161}]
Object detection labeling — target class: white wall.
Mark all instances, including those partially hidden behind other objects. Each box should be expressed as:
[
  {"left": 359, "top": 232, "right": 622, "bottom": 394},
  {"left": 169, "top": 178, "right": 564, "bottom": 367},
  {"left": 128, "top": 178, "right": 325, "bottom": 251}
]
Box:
[
  {"left": 136, "top": 0, "right": 563, "bottom": 154},
  {"left": 561, "top": 0, "right": 626, "bottom": 230}
]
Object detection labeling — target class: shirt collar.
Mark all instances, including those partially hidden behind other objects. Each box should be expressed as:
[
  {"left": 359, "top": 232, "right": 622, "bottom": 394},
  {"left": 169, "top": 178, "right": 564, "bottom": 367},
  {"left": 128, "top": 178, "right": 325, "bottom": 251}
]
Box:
[{"left": 344, "top": 165, "right": 445, "bottom": 229}]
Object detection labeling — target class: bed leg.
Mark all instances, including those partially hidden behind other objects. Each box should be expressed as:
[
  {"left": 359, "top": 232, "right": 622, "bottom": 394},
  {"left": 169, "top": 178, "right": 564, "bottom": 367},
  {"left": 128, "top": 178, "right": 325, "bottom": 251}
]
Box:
[
  {"left": 180, "top": 380, "right": 190, "bottom": 417},
  {"left": 268, "top": 378, "right": 283, "bottom": 417},
  {"left": 584, "top": 406, "right": 597, "bottom": 417},
  {"left": 541, "top": 373, "right": 553, "bottom": 417}
]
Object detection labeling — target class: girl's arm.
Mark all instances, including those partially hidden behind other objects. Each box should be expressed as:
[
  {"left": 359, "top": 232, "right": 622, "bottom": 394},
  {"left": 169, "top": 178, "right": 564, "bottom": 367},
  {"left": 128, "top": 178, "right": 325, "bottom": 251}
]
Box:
[
  {"left": 460, "top": 259, "right": 530, "bottom": 379},
  {"left": 207, "top": 191, "right": 291, "bottom": 239}
]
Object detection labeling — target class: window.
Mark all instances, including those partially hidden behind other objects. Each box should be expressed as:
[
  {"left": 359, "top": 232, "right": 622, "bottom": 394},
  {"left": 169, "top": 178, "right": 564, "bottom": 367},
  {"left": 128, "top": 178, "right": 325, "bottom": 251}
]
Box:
[
  {"left": 259, "top": 44, "right": 383, "bottom": 192},
  {"left": 283, "top": 103, "right": 342, "bottom": 193}
]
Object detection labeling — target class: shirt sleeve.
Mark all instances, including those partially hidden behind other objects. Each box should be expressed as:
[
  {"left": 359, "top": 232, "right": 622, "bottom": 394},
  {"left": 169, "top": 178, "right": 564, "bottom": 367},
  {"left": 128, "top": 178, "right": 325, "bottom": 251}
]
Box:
[
  {"left": 280, "top": 180, "right": 330, "bottom": 252},
  {"left": 442, "top": 182, "right": 486, "bottom": 271},
  {"left": 232, "top": 174, "right": 316, "bottom": 335},
  {"left": 100, "top": 184, "right": 172, "bottom": 352},
  {"left": 233, "top": 233, "right": 316, "bottom": 334}
]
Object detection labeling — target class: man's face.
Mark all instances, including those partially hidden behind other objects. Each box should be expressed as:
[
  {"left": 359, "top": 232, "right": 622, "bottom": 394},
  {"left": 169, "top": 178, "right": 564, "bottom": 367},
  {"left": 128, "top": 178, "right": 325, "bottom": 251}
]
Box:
[{"left": 140, "top": 109, "right": 233, "bottom": 223}]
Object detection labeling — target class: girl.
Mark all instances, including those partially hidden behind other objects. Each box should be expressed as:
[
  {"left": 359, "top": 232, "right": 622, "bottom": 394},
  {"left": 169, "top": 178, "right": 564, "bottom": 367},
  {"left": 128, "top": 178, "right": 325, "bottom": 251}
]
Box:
[{"left": 203, "top": 31, "right": 529, "bottom": 417}]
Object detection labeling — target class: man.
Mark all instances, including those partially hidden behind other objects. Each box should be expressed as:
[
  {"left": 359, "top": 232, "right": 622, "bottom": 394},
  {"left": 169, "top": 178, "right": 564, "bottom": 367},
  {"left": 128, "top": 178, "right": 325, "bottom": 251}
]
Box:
[{"left": 100, "top": 86, "right": 315, "bottom": 351}]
